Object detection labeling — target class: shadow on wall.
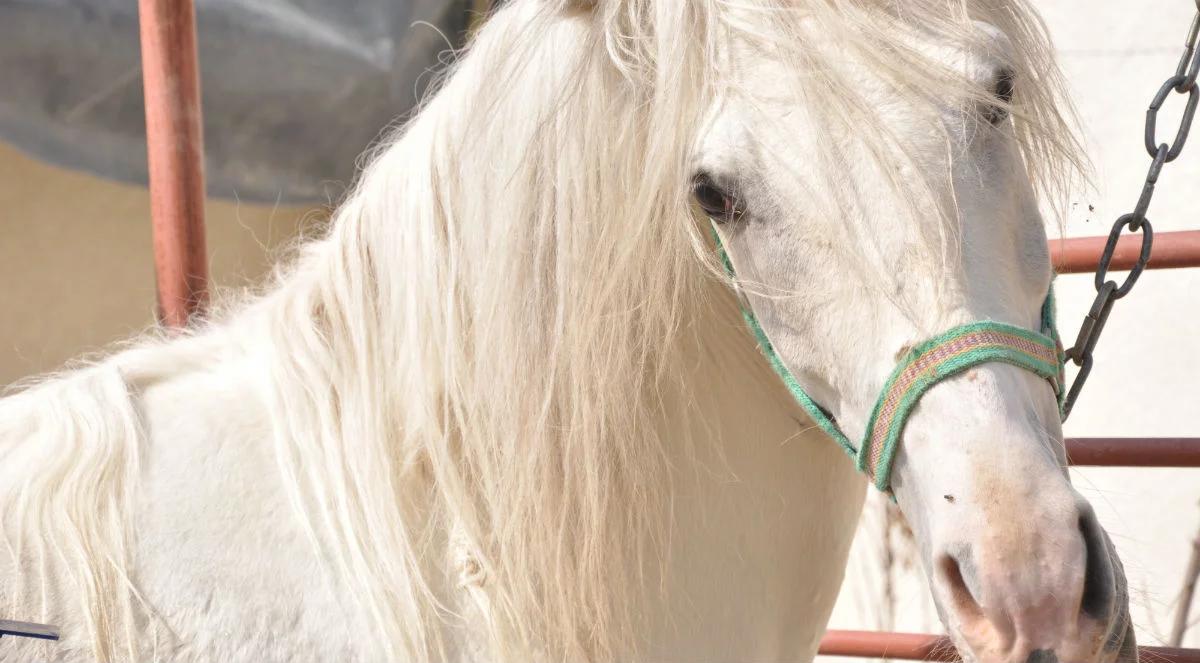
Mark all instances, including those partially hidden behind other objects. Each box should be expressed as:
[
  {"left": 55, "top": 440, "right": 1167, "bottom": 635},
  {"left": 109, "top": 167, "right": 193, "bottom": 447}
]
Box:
[{"left": 0, "top": 141, "right": 326, "bottom": 386}]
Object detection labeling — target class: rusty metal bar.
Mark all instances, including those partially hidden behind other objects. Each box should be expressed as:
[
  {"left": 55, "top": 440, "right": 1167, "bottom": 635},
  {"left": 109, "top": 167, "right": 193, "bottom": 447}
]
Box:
[
  {"left": 819, "top": 630, "right": 1200, "bottom": 663},
  {"left": 1051, "top": 229, "right": 1200, "bottom": 274},
  {"left": 819, "top": 630, "right": 960, "bottom": 661},
  {"left": 138, "top": 0, "right": 209, "bottom": 328},
  {"left": 1066, "top": 437, "right": 1200, "bottom": 467}
]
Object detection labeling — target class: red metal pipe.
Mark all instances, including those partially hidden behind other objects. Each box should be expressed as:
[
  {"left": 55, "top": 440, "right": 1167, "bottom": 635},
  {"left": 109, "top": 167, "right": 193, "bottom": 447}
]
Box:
[
  {"left": 138, "top": 0, "right": 209, "bottom": 328},
  {"left": 1050, "top": 229, "right": 1200, "bottom": 274},
  {"left": 820, "top": 630, "right": 1200, "bottom": 663},
  {"left": 819, "top": 630, "right": 960, "bottom": 661},
  {"left": 1066, "top": 437, "right": 1200, "bottom": 467}
]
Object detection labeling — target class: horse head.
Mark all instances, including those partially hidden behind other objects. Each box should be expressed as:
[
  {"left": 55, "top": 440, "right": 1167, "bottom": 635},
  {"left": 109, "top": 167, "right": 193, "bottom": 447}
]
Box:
[{"left": 692, "top": 7, "right": 1133, "bottom": 663}]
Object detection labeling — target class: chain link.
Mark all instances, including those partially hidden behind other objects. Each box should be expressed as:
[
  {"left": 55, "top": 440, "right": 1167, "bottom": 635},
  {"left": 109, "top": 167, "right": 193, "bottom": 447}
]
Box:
[{"left": 1061, "top": 5, "right": 1200, "bottom": 420}]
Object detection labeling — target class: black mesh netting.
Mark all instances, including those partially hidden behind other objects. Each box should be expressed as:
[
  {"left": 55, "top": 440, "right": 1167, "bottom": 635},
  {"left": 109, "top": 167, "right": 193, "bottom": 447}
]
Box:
[{"left": 0, "top": 0, "right": 474, "bottom": 203}]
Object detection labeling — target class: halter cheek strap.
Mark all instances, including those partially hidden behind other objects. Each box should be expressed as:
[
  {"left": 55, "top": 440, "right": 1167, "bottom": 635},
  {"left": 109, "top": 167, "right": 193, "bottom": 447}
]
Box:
[{"left": 714, "top": 230, "right": 1067, "bottom": 492}]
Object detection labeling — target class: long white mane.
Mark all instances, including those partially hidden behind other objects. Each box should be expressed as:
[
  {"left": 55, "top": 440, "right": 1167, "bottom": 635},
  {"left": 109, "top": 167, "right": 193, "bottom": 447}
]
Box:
[{"left": 0, "top": 1, "right": 1081, "bottom": 661}]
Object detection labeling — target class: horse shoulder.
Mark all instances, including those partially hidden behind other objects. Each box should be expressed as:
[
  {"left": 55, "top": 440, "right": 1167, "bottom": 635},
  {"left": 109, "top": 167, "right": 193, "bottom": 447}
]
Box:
[
  {"left": 0, "top": 337, "right": 368, "bottom": 661},
  {"left": 125, "top": 342, "right": 374, "bottom": 661},
  {"left": 0, "top": 361, "right": 149, "bottom": 661}
]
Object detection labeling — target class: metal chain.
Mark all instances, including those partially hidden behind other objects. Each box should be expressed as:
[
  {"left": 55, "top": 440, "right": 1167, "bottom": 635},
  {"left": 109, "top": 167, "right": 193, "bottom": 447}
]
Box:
[{"left": 1061, "top": 6, "right": 1200, "bottom": 419}]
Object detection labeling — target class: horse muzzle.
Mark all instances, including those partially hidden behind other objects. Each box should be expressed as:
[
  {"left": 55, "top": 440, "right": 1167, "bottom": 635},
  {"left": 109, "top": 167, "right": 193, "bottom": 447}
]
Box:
[
  {"left": 886, "top": 362, "right": 1137, "bottom": 663},
  {"left": 924, "top": 474, "right": 1136, "bottom": 663}
]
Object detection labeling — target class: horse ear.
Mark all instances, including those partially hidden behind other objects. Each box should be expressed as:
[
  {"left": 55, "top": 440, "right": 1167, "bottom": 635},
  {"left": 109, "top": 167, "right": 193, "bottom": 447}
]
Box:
[
  {"left": 552, "top": 0, "right": 597, "bottom": 10},
  {"left": 487, "top": 0, "right": 595, "bottom": 9},
  {"left": 488, "top": 0, "right": 595, "bottom": 12},
  {"left": 482, "top": 0, "right": 596, "bottom": 18}
]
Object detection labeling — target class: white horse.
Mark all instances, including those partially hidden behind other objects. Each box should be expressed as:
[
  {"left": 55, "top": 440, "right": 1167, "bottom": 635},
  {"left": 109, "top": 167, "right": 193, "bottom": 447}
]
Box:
[{"left": 0, "top": 0, "right": 1135, "bottom": 661}]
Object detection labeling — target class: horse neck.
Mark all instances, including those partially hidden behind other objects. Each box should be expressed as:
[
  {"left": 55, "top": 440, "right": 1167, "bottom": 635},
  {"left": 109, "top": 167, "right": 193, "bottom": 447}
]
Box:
[
  {"left": 664, "top": 272, "right": 844, "bottom": 472},
  {"left": 616, "top": 274, "right": 868, "bottom": 659}
]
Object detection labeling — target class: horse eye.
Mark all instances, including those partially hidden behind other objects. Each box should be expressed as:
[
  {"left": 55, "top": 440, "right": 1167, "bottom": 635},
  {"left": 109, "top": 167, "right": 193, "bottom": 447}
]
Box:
[
  {"left": 691, "top": 175, "right": 742, "bottom": 223},
  {"left": 986, "top": 69, "right": 1015, "bottom": 125}
]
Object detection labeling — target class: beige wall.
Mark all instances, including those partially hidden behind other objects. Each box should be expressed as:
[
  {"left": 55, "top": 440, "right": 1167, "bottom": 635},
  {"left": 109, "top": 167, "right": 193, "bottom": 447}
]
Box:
[{"left": 0, "top": 141, "right": 320, "bottom": 386}]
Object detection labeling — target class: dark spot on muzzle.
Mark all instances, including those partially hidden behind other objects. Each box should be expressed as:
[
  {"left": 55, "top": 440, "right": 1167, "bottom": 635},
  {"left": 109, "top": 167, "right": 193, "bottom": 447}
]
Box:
[{"left": 1025, "top": 649, "right": 1058, "bottom": 663}]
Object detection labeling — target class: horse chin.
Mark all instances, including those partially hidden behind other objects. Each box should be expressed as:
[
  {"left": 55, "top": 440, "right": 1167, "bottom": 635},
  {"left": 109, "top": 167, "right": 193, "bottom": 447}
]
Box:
[
  {"left": 942, "top": 605, "right": 1137, "bottom": 663},
  {"left": 1110, "top": 616, "right": 1139, "bottom": 663}
]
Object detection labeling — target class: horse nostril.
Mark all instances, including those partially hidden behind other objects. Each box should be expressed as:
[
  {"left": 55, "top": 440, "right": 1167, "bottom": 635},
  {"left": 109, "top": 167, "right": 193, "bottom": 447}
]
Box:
[
  {"left": 1079, "top": 507, "right": 1114, "bottom": 619},
  {"left": 1026, "top": 649, "right": 1059, "bottom": 663},
  {"left": 938, "top": 552, "right": 984, "bottom": 623}
]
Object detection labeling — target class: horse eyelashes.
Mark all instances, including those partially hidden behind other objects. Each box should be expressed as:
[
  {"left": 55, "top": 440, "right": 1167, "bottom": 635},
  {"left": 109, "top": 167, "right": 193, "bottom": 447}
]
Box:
[
  {"left": 986, "top": 69, "right": 1016, "bottom": 125},
  {"left": 691, "top": 174, "right": 744, "bottom": 223}
]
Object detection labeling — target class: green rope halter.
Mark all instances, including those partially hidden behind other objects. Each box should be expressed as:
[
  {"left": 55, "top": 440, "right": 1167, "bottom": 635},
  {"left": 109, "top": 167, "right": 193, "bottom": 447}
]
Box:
[{"left": 714, "top": 230, "right": 1066, "bottom": 492}]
